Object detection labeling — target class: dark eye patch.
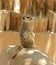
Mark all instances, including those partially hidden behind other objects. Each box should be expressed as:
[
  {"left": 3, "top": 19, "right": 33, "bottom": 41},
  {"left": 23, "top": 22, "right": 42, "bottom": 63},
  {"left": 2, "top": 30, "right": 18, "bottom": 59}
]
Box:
[
  {"left": 27, "top": 16, "right": 30, "bottom": 19},
  {"left": 23, "top": 17, "right": 25, "bottom": 20}
]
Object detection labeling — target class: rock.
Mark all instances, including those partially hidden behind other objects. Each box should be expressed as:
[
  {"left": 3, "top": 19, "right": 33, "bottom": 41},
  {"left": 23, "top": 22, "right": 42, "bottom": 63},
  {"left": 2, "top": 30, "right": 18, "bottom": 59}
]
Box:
[
  {"left": 0, "top": 45, "right": 22, "bottom": 65},
  {"left": 11, "top": 48, "right": 56, "bottom": 65}
]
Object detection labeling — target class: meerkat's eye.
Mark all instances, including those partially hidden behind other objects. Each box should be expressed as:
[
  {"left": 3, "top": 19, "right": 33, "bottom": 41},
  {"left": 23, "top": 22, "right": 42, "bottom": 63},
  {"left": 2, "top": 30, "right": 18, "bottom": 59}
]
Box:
[{"left": 23, "top": 17, "right": 25, "bottom": 20}]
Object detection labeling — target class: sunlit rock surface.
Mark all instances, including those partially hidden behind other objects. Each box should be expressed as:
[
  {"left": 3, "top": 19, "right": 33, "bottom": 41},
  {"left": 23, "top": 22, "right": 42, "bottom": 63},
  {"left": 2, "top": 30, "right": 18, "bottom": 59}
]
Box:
[
  {"left": 0, "top": 46, "right": 56, "bottom": 65},
  {"left": 10, "top": 48, "right": 56, "bottom": 65},
  {"left": 0, "top": 45, "right": 22, "bottom": 65}
]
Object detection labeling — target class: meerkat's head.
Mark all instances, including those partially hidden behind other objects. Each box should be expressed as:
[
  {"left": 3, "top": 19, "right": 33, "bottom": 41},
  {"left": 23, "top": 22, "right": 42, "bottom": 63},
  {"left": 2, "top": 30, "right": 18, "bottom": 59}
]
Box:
[{"left": 21, "top": 14, "right": 36, "bottom": 32}]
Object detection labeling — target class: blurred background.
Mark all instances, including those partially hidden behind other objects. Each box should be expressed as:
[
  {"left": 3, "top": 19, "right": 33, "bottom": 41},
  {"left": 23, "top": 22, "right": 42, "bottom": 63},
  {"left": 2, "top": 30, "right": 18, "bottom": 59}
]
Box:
[{"left": 0, "top": 0, "right": 56, "bottom": 63}]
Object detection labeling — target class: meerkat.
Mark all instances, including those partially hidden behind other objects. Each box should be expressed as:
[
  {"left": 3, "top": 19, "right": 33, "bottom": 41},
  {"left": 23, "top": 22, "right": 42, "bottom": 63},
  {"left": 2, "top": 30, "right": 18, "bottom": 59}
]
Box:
[{"left": 20, "top": 15, "right": 35, "bottom": 48}]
